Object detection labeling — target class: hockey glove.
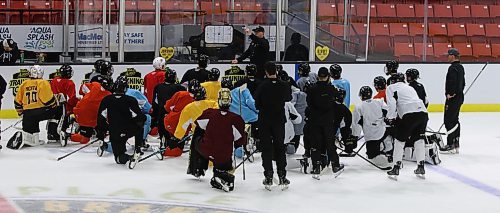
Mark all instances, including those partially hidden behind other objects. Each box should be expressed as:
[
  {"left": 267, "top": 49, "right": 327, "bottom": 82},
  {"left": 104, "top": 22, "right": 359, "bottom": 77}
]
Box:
[
  {"left": 384, "top": 118, "right": 396, "bottom": 127},
  {"left": 343, "top": 135, "right": 358, "bottom": 153}
]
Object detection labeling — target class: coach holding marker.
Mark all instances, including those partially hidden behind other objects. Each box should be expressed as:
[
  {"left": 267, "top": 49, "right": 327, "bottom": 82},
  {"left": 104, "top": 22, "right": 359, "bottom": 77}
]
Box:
[
  {"left": 441, "top": 48, "right": 465, "bottom": 154},
  {"left": 232, "top": 26, "right": 270, "bottom": 79}
]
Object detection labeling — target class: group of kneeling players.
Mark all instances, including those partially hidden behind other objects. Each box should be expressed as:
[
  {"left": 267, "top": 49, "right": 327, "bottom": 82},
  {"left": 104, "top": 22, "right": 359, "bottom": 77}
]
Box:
[{"left": 7, "top": 56, "right": 443, "bottom": 192}]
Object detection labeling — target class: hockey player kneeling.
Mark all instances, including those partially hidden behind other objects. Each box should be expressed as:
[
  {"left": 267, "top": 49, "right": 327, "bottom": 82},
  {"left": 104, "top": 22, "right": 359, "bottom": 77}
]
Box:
[
  {"left": 9, "top": 65, "right": 62, "bottom": 149},
  {"left": 187, "top": 88, "right": 246, "bottom": 192},
  {"left": 352, "top": 86, "right": 391, "bottom": 167},
  {"left": 96, "top": 76, "right": 147, "bottom": 165}
]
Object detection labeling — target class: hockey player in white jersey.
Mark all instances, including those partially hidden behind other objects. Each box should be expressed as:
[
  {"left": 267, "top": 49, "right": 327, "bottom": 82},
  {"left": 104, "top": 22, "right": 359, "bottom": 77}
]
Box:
[
  {"left": 352, "top": 86, "right": 391, "bottom": 167},
  {"left": 385, "top": 73, "right": 429, "bottom": 180}
]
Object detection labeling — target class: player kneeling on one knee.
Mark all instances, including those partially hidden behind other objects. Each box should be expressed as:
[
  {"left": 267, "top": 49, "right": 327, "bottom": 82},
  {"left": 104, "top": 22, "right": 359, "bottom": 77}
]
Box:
[
  {"left": 385, "top": 73, "right": 428, "bottom": 179},
  {"left": 187, "top": 88, "right": 246, "bottom": 192},
  {"left": 352, "top": 86, "right": 391, "bottom": 167},
  {"left": 9, "top": 65, "right": 61, "bottom": 149},
  {"left": 96, "top": 76, "right": 147, "bottom": 164}
]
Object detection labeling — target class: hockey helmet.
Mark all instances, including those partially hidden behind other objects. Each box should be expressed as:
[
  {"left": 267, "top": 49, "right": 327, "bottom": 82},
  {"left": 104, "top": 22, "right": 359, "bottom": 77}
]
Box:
[
  {"left": 276, "top": 64, "right": 284, "bottom": 72},
  {"left": 405, "top": 68, "right": 420, "bottom": 82},
  {"left": 384, "top": 60, "right": 399, "bottom": 76},
  {"left": 198, "top": 55, "right": 210, "bottom": 68},
  {"left": 335, "top": 87, "right": 346, "bottom": 103},
  {"left": 95, "top": 60, "right": 114, "bottom": 76},
  {"left": 218, "top": 88, "right": 232, "bottom": 110},
  {"left": 99, "top": 75, "right": 114, "bottom": 92},
  {"left": 393, "top": 72, "right": 406, "bottom": 83},
  {"left": 221, "top": 78, "right": 233, "bottom": 90},
  {"left": 59, "top": 64, "right": 73, "bottom": 79},
  {"left": 245, "top": 64, "right": 257, "bottom": 77},
  {"left": 359, "top": 86, "right": 373, "bottom": 100},
  {"left": 208, "top": 68, "right": 221, "bottom": 81},
  {"left": 153, "top": 57, "right": 167, "bottom": 70},
  {"left": 164, "top": 68, "right": 177, "bottom": 84},
  {"left": 29, "top": 65, "right": 44, "bottom": 79},
  {"left": 278, "top": 70, "right": 290, "bottom": 82},
  {"left": 298, "top": 63, "right": 311, "bottom": 77},
  {"left": 373, "top": 76, "right": 387, "bottom": 91},
  {"left": 329, "top": 64, "right": 342, "bottom": 79},
  {"left": 113, "top": 76, "right": 128, "bottom": 94}
]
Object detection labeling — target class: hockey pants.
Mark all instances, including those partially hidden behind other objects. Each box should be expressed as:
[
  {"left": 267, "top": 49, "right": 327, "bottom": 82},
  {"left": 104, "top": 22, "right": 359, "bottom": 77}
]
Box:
[
  {"left": 444, "top": 96, "right": 463, "bottom": 147},
  {"left": 22, "top": 107, "right": 58, "bottom": 134},
  {"left": 258, "top": 120, "right": 287, "bottom": 177},
  {"left": 309, "top": 124, "right": 340, "bottom": 167}
]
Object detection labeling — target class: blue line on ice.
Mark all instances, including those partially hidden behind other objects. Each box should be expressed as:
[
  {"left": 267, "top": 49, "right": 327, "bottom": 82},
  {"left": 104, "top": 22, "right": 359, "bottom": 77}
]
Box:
[{"left": 429, "top": 165, "right": 500, "bottom": 197}]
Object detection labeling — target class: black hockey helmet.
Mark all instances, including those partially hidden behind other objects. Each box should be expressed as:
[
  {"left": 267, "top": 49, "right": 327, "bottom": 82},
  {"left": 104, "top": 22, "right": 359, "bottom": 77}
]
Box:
[
  {"left": 245, "top": 64, "right": 257, "bottom": 77},
  {"left": 221, "top": 77, "right": 233, "bottom": 90},
  {"left": 393, "top": 72, "right": 406, "bottom": 83},
  {"left": 278, "top": 70, "right": 290, "bottom": 82},
  {"left": 192, "top": 86, "right": 206, "bottom": 101},
  {"left": 276, "top": 64, "right": 284, "bottom": 72},
  {"left": 198, "top": 55, "right": 209, "bottom": 68},
  {"left": 329, "top": 64, "right": 342, "bottom": 79},
  {"left": 96, "top": 60, "right": 114, "bottom": 76},
  {"left": 94, "top": 59, "right": 106, "bottom": 70},
  {"left": 298, "top": 63, "right": 311, "bottom": 77},
  {"left": 208, "top": 68, "right": 220, "bottom": 81},
  {"left": 359, "top": 86, "right": 373, "bottom": 100},
  {"left": 113, "top": 75, "right": 128, "bottom": 94},
  {"left": 384, "top": 60, "right": 399, "bottom": 76},
  {"left": 59, "top": 64, "right": 73, "bottom": 79},
  {"left": 373, "top": 76, "right": 387, "bottom": 91},
  {"left": 405, "top": 68, "right": 420, "bottom": 82},
  {"left": 99, "top": 75, "right": 114, "bottom": 92},
  {"left": 188, "top": 79, "right": 202, "bottom": 94},
  {"left": 164, "top": 68, "right": 177, "bottom": 84},
  {"left": 335, "top": 87, "right": 346, "bottom": 103}
]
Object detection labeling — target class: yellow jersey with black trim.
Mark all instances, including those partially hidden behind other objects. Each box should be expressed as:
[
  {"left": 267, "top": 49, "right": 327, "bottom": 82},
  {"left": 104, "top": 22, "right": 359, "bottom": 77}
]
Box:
[{"left": 15, "top": 79, "right": 56, "bottom": 111}]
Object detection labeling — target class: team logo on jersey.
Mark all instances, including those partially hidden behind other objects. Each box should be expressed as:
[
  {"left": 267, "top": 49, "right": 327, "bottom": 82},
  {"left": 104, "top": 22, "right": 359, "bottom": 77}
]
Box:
[
  {"left": 120, "top": 68, "right": 143, "bottom": 91},
  {"left": 224, "top": 67, "right": 246, "bottom": 85},
  {"left": 8, "top": 68, "right": 30, "bottom": 96}
]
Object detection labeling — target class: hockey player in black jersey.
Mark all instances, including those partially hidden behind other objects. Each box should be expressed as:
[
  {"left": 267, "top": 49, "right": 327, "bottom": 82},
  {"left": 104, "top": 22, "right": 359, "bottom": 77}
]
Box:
[
  {"left": 385, "top": 73, "right": 428, "bottom": 180},
  {"left": 405, "top": 68, "right": 429, "bottom": 108},
  {"left": 90, "top": 60, "right": 114, "bottom": 83},
  {"left": 234, "top": 64, "right": 261, "bottom": 96},
  {"left": 180, "top": 55, "right": 210, "bottom": 84},
  {"left": 384, "top": 60, "right": 399, "bottom": 86},
  {"left": 152, "top": 69, "right": 186, "bottom": 147},
  {"left": 97, "top": 76, "right": 147, "bottom": 165}
]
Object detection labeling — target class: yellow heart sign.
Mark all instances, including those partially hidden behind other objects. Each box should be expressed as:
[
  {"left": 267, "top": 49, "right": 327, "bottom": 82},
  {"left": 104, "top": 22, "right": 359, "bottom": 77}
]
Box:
[
  {"left": 160, "top": 47, "right": 175, "bottom": 61},
  {"left": 315, "top": 46, "right": 330, "bottom": 61}
]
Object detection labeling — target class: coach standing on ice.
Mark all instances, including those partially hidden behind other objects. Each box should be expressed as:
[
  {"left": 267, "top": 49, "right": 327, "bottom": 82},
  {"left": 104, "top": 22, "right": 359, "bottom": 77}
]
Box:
[
  {"left": 441, "top": 48, "right": 465, "bottom": 154},
  {"left": 232, "top": 26, "right": 270, "bottom": 79}
]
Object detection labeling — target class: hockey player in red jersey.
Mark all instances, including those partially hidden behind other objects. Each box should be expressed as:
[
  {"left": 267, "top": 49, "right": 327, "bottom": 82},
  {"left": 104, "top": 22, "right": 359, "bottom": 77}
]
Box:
[
  {"left": 144, "top": 57, "right": 167, "bottom": 136},
  {"left": 48, "top": 64, "right": 78, "bottom": 142},
  {"left": 187, "top": 88, "right": 246, "bottom": 192},
  {"left": 70, "top": 76, "right": 113, "bottom": 144}
]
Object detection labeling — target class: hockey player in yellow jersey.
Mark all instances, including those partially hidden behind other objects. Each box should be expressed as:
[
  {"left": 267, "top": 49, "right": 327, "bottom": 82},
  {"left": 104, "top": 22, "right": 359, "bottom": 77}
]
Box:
[
  {"left": 10, "top": 65, "right": 61, "bottom": 149},
  {"left": 201, "top": 68, "right": 222, "bottom": 101},
  {"left": 174, "top": 81, "right": 218, "bottom": 140}
]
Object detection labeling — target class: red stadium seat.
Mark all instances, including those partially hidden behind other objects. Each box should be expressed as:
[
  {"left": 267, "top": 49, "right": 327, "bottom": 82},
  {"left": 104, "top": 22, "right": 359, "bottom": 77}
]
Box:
[
  {"left": 370, "top": 23, "right": 391, "bottom": 54},
  {"left": 466, "top": 24, "right": 486, "bottom": 43},
  {"left": 354, "top": 4, "right": 376, "bottom": 17},
  {"left": 433, "top": 4, "right": 453, "bottom": 22},
  {"left": 453, "top": 43, "right": 474, "bottom": 61},
  {"left": 351, "top": 23, "right": 367, "bottom": 36},
  {"left": 138, "top": 1, "right": 155, "bottom": 24},
  {"left": 472, "top": 43, "right": 492, "bottom": 61},
  {"left": 414, "top": 43, "right": 435, "bottom": 61},
  {"left": 429, "top": 23, "right": 449, "bottom": 43},
  {"left": 415, "top": 4, "right": 434, "bottom": 18},
  {"left": 389, "top": 23, "right": 411, "bottom": 43},
  {"left": 396, "top": 4, "right": 415, "bottom": 18},
  {"left": 433, "top": 42, "right": 453, "bottom": 61},
  {"left": 447, "top": 23, "right": 467, "bottom": 43},
  {"left": 8, "top": 0, "right": 29, "bottom": 24},
  {"left": 451, "top": 5, "right": 471, "bottom": 18},
  {"left": 409, "top": 23, "right": 424, "bottom": 36},
  {"left": 485, "top": 24, "right": 500, "bottom": 43},
  {"left": 376, "top": 4, "right": 396, "bottom": 19},
  {"left": 490, "top": 5, "right": 500, "bottom": 23},
  {"left": 329, "top": 24, "right": 344, "bottom": 37},
  {"left": 492, "top": 43, "right": 500, "bottom": 58},
  {"left": 394, "top": 42, "right": 417, "bottom": 61},
  {"left": 29, "top": 1, "right": 51, "bottom": 24},
  {"left": 318, "top": 3, "right": 337, "bottom": 21},
  {"left": 470, "top": 5, "right": 490, "bottom": 18}
]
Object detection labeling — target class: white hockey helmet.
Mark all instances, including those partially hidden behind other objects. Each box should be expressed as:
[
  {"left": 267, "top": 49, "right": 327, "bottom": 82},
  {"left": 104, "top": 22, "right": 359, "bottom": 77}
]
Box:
[
  {"left": 29, "top": 65, "right": 44, "bottom": 79},
  {"left": 153, "top": 57, "right": 167, "bottom": 70}
]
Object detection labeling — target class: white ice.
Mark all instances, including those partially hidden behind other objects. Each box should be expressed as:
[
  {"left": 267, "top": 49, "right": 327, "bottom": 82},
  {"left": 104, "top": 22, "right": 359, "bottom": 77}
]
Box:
[{"left": 0, "top": 112, "right": 499, "bottom": 213}]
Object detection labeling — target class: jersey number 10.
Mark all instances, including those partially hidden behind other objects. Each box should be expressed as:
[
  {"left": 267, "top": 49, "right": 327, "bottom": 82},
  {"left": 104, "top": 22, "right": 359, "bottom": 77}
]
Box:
[{"left": 25, "top": 91, "right": 38, "bottom": 104}]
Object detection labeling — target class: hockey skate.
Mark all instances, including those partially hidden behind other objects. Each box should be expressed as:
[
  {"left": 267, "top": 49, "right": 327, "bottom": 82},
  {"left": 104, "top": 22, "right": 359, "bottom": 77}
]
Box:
[
  {"left": 297, "top": 157, "right": 310, "bottom": 174},
  {"left": 211, "top": 177, "right": 231, "bottom": 192},
  {"left": 278, "top": 176, "right": 290, "bottom": 191},
  {"left": 332, "top": 164, "right": 345, "bottom": 178},
  {"left": 311, "top": 163, "right": 322, "bottom": 180},
  {"left": 414, "top": 161, "right": 426, "bottom": 179},
  {"left": 128, "top": 149, "right": 142, "bottom": 169},
  {"left": 151, "top": 146, "right": 164, "bottom": 160},
  {"left": 440, "top": 145, "right": 458, "bottom": 154},
  {"left": 263, "top": 177, "right": 273, "bottom": 191},
  {"left": 96, "top": 141, "right": 107, "bottom": 157},
  {"left": 387, "top": 161, "right": 402, "bottom": 181}
]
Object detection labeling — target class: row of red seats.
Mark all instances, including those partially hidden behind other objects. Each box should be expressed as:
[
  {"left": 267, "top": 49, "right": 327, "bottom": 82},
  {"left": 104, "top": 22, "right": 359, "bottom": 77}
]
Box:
[
  {"left": 329, "top": 23, "right": 500, "bottom": 44},
  {"left": 394, "top": 42, "right": 500, "bottom": 62},
  {"left": 319, "top": 0, "right": 499, "bottom": 4},
  {"left": 318, "top": 3, "right": 500, "bottom": 23}
]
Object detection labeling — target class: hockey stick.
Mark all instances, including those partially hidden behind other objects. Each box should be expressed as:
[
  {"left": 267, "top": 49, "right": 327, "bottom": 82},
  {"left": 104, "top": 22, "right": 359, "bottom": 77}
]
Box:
[
  {"left": 438, "top": 62, "right": 488, "bottom": 132},
  {"left": 429, "top": 123, "right": 459, "bottom": 136},
  {"left": 138, "top": 134, "right": 192, "bottom": 163},
  {"left": 56, "top": 139, "right": 100, "bottom": 161},
  {"left": 235, "top": 148, "right": 259, "bottom": 170},
  {"left": 336, "top": 146, "right": 392, "bottom": 171},
  {"left": 338, "top": 136, "right": 365, "bottom": 157},
  {"left": 0, "top": 119, "right": 22, "bottom": 133}
]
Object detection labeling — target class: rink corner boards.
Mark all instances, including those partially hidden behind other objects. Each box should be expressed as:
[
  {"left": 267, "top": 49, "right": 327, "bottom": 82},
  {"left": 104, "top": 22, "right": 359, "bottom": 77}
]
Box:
[{"left": 2, "top": 104, "right": 500, "bottom": 119}]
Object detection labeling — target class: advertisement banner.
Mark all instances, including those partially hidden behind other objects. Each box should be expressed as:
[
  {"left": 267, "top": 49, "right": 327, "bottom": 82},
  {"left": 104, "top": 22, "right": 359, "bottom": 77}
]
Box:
[{"left": 0, "top": 25, "right": 63, "bottom": 52}]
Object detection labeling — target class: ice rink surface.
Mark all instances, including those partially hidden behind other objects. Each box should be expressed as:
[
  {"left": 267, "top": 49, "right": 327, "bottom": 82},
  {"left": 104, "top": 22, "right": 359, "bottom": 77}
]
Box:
[{"left": 0, "top": 112, "right": 499, "bottom": 213}]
